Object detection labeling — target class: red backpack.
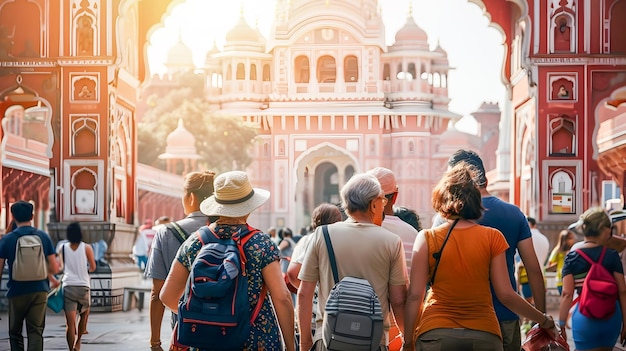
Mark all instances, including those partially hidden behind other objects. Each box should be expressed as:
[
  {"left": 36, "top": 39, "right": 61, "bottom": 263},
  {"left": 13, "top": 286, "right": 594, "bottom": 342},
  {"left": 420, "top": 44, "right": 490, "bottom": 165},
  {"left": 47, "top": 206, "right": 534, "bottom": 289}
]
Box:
[{"left": 575, "top": 247, "right": 618, "bottom": 320}]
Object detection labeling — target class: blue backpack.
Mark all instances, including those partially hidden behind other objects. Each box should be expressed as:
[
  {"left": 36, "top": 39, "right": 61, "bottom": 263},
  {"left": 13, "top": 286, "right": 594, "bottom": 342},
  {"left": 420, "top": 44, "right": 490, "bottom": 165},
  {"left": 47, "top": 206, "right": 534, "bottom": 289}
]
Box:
[{"left": 176, "top": 225, "right": 265, "bottom": 350}]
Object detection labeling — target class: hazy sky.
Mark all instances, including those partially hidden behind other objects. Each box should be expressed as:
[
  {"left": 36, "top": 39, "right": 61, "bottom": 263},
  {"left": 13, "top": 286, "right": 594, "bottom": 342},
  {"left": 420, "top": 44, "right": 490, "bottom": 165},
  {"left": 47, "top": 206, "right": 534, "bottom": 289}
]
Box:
[{"left": 147, "top": 0, "right": 507, "bottom": 133}]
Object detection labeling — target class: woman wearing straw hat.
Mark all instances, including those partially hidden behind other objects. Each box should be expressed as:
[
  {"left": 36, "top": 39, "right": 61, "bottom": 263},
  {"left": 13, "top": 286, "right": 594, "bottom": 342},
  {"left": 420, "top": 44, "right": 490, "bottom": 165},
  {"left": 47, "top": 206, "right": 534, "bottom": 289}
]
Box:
[{"left": 160, "top": 171, "right": 295, "bottom": 351}]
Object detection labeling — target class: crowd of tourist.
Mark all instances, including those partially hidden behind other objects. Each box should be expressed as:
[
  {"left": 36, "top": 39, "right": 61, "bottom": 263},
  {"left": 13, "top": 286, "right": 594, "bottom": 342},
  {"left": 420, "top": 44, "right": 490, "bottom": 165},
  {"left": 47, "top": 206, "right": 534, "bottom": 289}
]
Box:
[{"left": 1, "top": 147, "right": 626, "bottom": 351}]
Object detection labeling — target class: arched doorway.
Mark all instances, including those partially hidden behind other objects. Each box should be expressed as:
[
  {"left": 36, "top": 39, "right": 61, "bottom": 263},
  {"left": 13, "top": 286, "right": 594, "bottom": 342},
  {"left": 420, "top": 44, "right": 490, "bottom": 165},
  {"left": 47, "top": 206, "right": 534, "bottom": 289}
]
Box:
[
  {"left": 293, "top": 143, "right": 358, "bottom": 230},
  {"left": 315, "top": 162, "right": 339, "bottom": 205}
]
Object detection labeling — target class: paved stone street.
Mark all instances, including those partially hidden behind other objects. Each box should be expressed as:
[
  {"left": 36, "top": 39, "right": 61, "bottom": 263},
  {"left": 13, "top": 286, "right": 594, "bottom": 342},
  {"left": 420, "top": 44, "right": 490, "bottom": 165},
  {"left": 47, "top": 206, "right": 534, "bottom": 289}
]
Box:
[
  {"left": 0, "top": 285, "right": 622, "bottom": 350},
  {"left": 0, "top": 285, "right": 170, "bottom": 351}
]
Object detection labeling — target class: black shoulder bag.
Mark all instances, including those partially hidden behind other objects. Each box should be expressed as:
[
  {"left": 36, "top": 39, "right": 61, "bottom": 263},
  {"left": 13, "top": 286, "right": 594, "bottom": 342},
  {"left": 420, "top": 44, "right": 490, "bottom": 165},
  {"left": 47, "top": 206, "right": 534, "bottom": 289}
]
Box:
[
  {"left": 166, "top": 222, "right": 190, "bottom": 245},
  {"left": 430, "top": 218, "right": 460, "bottom": 286}
]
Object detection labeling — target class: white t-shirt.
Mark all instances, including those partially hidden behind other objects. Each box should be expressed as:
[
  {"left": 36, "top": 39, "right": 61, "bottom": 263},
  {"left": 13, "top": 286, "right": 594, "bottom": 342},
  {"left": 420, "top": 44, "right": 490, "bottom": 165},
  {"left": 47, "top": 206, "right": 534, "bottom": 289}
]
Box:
[
  {"left": 530, "top": 228, "right": 550, "bottom": 266},
  {"left": 382, "top": 215, "right": 418, "bottom": 272}
]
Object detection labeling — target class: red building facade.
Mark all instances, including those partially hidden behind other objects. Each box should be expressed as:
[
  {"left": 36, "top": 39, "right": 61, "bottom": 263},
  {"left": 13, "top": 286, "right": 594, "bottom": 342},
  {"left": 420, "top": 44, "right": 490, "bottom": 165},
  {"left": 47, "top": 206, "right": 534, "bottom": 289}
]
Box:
[{"left": 509, "top": 0, "right": 626, "bottom": 235}]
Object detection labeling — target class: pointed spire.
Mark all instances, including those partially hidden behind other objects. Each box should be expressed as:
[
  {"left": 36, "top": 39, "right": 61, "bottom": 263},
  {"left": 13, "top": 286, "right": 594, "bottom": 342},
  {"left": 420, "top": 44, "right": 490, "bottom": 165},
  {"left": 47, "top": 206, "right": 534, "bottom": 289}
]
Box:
[
  {"left": 408, "top": 0, "right": 413, "bottom": 18},
  {"left": 240, "top": 1, "right": 245, "bottom": 18}
]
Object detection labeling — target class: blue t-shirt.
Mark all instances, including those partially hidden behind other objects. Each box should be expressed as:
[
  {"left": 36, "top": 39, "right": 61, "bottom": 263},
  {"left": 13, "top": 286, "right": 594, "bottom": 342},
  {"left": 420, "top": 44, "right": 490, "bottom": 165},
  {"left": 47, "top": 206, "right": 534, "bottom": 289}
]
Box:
[
  {"left": 0, "top": 226, "right": 55, "bottom": 297},
  {"left": 562, "top": 246, "right": 623, "bottom": 294},
  {"left": 479, "top": 196, "right": 532, "bottom": 321}
]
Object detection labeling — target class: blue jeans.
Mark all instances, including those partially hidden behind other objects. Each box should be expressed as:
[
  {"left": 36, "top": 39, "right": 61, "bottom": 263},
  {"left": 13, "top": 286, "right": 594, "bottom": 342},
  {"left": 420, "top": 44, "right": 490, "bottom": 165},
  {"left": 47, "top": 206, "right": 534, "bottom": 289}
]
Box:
[{"left": 136, "top": 255, "right": 148, "bottom": 271}]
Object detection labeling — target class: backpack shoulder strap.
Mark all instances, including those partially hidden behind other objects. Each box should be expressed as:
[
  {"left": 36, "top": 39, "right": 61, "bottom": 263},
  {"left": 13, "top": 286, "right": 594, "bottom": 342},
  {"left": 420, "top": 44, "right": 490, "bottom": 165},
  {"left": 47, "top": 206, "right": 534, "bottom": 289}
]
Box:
[
  {"left": 196, "top": 226, "right": 216, "bottom": 245},
  {"left": 576, "top": 247, "right": 605, "bottom": 265},
  {"left": 322, "top": 225, "right": 339, "bottom": 285},
  {"left": 166, "top": 222, "right": 190, "bottom": 245}
]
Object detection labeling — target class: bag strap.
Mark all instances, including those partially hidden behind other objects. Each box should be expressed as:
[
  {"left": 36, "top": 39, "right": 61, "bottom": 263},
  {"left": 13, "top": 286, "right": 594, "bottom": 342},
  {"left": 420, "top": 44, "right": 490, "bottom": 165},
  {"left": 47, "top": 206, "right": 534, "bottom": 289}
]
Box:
[
  {"left": 575, "top": 246, "right": 606, "bottom": 266},
  {"left": 322, "top": 225, "right": 339, "bottom": 285},
  {"left": 430, "top": 218, "right": 460, "bottom": 286},
  {"left": 166, "top": 222, "right": 189, "bottom": 245}
]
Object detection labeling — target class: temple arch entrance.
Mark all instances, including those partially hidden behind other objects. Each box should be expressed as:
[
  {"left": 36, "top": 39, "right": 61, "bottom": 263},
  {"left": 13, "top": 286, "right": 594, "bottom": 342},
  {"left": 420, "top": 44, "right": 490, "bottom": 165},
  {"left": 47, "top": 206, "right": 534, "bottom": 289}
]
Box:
[{"left": 293, "top": 143, "right": 357, "bottom": 230}]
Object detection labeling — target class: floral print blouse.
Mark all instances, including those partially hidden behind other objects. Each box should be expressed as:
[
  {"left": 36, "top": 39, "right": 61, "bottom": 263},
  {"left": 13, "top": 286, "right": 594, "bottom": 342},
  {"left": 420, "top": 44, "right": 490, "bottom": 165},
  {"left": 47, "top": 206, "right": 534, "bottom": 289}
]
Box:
[{"left": 176, "top": 224, "right": 282, "bottom": 350}]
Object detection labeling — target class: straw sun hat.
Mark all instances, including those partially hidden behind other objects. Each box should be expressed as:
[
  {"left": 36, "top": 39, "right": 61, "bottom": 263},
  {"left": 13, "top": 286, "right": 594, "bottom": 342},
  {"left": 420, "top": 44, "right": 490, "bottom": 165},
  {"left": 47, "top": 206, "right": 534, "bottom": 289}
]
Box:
[{"left": 200, "top": 171, "right": 270, "bottom": 218}]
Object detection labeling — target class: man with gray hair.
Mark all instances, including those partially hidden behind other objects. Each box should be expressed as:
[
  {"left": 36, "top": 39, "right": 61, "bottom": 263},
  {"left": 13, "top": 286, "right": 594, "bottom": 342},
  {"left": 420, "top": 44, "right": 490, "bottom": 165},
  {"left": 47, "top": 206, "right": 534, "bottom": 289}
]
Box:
[{"left": 297, "top": 173, "right": 408, "bottom": 351}]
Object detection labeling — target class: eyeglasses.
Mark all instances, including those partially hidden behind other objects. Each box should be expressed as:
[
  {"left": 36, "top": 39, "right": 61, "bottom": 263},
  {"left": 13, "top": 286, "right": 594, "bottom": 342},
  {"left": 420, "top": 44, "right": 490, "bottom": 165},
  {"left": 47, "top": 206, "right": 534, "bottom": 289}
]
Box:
[{"left": 378, "top": 196, "right": 388, "bottom": 206}]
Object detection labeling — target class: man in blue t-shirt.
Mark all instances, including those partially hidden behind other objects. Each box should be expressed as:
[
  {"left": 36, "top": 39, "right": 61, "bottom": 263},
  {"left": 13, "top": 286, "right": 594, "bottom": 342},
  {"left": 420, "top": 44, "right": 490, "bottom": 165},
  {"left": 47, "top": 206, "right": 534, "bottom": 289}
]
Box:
[
  {"left": 0, "top": 201, "right": 59, "bottom": 351},
  {"left": 432, "top": 150, "right": 545, "bottom": 351}
]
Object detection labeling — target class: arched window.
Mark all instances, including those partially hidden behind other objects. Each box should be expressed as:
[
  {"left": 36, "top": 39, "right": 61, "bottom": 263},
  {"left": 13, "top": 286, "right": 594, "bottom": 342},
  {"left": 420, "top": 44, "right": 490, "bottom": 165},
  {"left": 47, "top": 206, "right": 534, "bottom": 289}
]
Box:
[
  {"left": 610, "top": 1, "right": 626, "bottom": 53},
  {"left": 317, "top": 56, "right": 336, "bottom": 83},
  {"left": 344, "top": 55, "right": 358, "bottom": 82},
  {"left": 550, "top": 116, "right": 576, "bottom": 156},
  {"left": 433, "top": 72, "right": 441, "bottom": 87},
  {"left": 407, "top": 63, "right": 416, "bottom": 81},
  {"left": 250, "top": 64, "right": 257, "bottom": 80},
  {"left": 294, "top": 55, "right": 310, "bottom": 83},
  {"left": 550, "top": 169, "right": 575, "bottom": 213},
  {"left": 236, "top": 63, "right": 245, "bottom": 80},
  {"left": 383, "top": 63, "right": 390, "bottom": 80},
  {"left": 262, "top": 64, "right": 271, "bottom": 81},
  {"left": 552, "top": 14, "right": 573, "bottom": 53}
]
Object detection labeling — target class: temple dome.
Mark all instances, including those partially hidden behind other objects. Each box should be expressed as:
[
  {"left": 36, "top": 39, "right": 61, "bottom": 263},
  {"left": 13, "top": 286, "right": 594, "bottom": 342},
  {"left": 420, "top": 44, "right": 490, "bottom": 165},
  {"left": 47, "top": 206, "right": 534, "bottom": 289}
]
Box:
[
  {"left": 390, "top": 16, "right": 429, "bottom": 51},
  {"left": 395, "top": 16, "right": 428, "bottom": 42},
  {"left": 159, "top": 119, "right": 201, "bottom": 160},
  {"left": 225, "top": 16, "right": 263, "bottom": 42},
  {"left": 166, "top": 39, "right": 194, "bottom": 68},
  {"left": 433, "top": 42, "right": 449, "bottom": 64}
]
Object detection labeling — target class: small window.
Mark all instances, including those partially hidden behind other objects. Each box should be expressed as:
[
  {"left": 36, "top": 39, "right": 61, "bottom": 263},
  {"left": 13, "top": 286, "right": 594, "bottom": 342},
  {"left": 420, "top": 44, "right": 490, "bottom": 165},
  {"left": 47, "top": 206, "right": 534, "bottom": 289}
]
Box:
[
  {"left": 294, "top": 56, "right": 310, "bottom": 83},
  {"left": 236, "top": 63, "right": 245, "bottom": 80},
  {"left": 344, "top": 55, "right": 358, "bottom": 82},
  {"left": 250, "top": 64, "right": 257, "bottom": 80},
  {"left": 317, "top": 56, "right": 336, "bottom": 83},
  {"left": 262, "top": 64, "right": 271, "bottom": 81}
]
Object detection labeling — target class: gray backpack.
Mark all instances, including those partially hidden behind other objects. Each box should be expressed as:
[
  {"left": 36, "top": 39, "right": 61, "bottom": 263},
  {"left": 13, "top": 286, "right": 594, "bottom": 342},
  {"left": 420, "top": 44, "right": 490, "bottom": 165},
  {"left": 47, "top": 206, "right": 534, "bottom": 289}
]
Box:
[
  {"left": 321, "top": 225, "right": 383, "bottom": 351},
  {"left": 13, "top": 231, "right": 47, "bottom": 281}
]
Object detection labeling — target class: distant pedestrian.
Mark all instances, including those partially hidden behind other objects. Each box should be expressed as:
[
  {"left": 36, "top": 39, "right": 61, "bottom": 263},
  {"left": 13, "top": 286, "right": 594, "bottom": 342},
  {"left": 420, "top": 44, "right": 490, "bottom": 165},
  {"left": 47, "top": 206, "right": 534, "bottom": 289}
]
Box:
[
  {"left": 0, "top": 201, "right": 60, "bottom": 351},
  {"left": 144, "top": 171, "right": 215, "bottom": 351},
  {"left": 132, "top": 227, "right": 148, "bottom": 272},
  {"left": 394, "top": 206, "right": 422, "bottom": 232},
  {"left": 287, "top": 203, "right": 342, "bottom": 336},
  {"left": 546, "top": 229, "right": 576, "bottom": 294},
  {"left": 517, "top": 217, "right": 550, "bottom": 308},
  {"left": 153, "top": 216, "right": 171, "bottom": 227},
  {"left": 56, "top": 222, "right": 96, "bottom": 351},
  {"left": 267, "top": 226, "right": 280, "bottom": 246},
  {"left": 278, "top": 227, "right": 296, "bottom": 273}
]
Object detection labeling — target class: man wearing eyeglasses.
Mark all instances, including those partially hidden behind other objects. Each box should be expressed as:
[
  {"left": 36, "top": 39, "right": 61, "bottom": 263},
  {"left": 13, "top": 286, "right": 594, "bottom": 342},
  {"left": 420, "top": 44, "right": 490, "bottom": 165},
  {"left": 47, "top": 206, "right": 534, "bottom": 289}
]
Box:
[{"left": 367, "top": 167, "right": 419, "bottom": 273}]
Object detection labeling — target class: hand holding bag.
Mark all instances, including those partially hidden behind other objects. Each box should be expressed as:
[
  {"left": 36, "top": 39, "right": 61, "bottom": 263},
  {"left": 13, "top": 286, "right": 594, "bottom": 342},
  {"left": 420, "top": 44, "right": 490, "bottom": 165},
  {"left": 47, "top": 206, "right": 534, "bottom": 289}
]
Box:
[
  {"left": 47, "top": 243, "right": 66, "bottom": 313},
  {"left": 47, "top": 277, "right": 64, "bottom": 313}
]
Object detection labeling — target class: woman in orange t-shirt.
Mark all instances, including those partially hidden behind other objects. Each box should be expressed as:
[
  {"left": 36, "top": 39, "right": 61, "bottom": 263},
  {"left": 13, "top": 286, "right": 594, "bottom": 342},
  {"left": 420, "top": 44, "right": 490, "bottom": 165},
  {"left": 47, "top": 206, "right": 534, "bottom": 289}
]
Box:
[{"left": 403, "top": 163, "right": 555, "bottom": 350}]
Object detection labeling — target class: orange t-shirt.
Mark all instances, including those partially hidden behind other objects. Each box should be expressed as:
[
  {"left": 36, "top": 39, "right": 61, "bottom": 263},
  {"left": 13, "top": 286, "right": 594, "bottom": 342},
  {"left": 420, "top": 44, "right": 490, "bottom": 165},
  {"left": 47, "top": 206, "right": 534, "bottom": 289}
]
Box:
[{"left": 416, "top": 224, "right": 509, "bottom": 339}]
